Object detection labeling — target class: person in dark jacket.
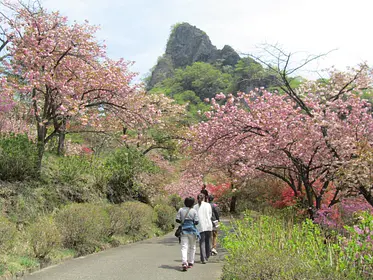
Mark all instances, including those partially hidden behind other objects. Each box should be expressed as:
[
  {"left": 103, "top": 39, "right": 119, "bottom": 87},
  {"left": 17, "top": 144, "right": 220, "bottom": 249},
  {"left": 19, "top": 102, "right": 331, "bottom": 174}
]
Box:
[
  {"left": 208, "top": 194, "right": 220, "bottom": 255},
  {"left": 201, "top": 184, "right": 209, "bottom": 202}
]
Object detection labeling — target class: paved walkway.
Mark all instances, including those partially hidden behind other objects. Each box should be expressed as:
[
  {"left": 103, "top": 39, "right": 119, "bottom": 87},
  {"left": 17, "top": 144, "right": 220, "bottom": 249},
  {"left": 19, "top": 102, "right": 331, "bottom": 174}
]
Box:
[{"left": 22, "top": 231, "right": 225, "bottom": 280}]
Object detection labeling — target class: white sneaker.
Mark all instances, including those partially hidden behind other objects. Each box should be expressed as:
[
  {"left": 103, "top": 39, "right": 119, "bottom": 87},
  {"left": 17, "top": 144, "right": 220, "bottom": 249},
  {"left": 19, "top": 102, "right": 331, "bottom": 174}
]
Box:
[{"left": 211, "top": 248, "right": 218, "bottom": 255}]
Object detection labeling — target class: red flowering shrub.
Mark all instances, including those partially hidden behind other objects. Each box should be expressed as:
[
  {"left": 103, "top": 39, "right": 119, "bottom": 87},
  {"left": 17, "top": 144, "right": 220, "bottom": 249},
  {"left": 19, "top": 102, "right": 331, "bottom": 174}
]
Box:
[
  {"left": 205, "top": 183, "right": 231, "bottom": 212},
  {"left": 81, "top": 146, "right": 93, "bottom": 155},
  {"left": 207, "top": 183, "right": 231, "bottom": 201},
  {"left": 271, "top": 187, "right": 299, "bottom": 208}
]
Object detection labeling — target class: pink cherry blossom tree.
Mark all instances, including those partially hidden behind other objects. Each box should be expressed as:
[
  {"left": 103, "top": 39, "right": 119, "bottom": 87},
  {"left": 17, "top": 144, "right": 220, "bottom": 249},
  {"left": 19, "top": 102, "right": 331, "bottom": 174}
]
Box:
[
  {"left": 0, "top": 2, "right": 176, "bottom": 168},
  {"left": 188, "top": 65, "right": 373, "bottom": 216}
]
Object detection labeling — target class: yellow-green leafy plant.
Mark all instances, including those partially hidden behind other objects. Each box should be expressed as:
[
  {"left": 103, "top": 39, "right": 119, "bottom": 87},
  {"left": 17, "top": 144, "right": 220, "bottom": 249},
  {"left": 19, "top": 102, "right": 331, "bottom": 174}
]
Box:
[
  {"left": 27, "top": 216, "right": 61, "bottom": 260},
  {"left": 0, "top": 215, "right": 17, "bottom": 253},
  {"left": 54, "top": 203, "right": 110, "bottom": 255},
  {"left": 105, "top": 204, "right": 131, "bottom": 237},
  {"left": 154, "top": 204, "right": 175, "bottom": 232},
  {"left": 121, "top": 201, "right": 155, "bottom": 239}
]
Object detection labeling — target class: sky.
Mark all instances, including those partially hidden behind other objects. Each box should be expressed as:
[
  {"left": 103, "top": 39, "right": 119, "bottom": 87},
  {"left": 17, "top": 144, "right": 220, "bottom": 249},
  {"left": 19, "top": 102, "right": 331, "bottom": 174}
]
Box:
[{"left": 42, "top": 0, "right": 373, "bottom": 81}]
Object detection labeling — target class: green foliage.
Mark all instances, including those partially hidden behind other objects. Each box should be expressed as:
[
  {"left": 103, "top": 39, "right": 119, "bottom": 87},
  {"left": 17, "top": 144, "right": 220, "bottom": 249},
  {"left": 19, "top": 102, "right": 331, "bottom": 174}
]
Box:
[
  {"left": 47, "top": 248, "right": 75, "bottom": 262},
  {"left": 337, "top": 211, "right": 373, "bottom": 277},
  {"left": 54, "top": 203, "right": 110, "bottom": 255},
  {"left": 169, "top": 22, "right": 186, "bottom": 37},
  {"left": 149, "top": 59, "right": 285, "bottom": 123},
  {"left": 172, "top": 90, "right": 211, "bottom": 124},
  {"left": 42, "top": 154, "right": 108, "bottom": 203},
  {"left": 0, "top": 216, "right": 17, "bottom": 252},
  {"left": 158, "top": 62, "right": 234, "bottom": 100},
  {"left": 221, "top": 212, "right": 360, "bottom": 279},
  {"left": 4, "top": 256, "right": 39, "bottom": 275},
  {"left": 222, "top": 248, "right": 338, "bottom": 280},
  {"left": 121, "top": 201, "right": 155, "bottom": 240},
  {"left": 233, "top": 57, "right": 276, "bottom": 92},
  {"left": 0, "top": 134, "right": 38, "bottom": 181},
  {"left": 105, "top": 204, "right": 131, "bottom": 237},
  {"left": 1, "top": 182, "right": 67, "bottom": 224},
  {"left": 51, "top": 155, "right": 92, "bottom": 184},
  {"left": 154, "top": 204, "right": 175, "bottom": 231},
  {"left": 150, "top": 62, "right": 233, "bottom": 123},
  {"left": 105, "top": 147, "right": 158, "bottom": 203},
  {"left": 168, "top": 194, "right": 183, "bottom": 211},
  {"left": 0, "top": 261, "right": 5, "bottom": 276},
  {"left": 27, "top": 216, "right": 61, "bottom": 260}
]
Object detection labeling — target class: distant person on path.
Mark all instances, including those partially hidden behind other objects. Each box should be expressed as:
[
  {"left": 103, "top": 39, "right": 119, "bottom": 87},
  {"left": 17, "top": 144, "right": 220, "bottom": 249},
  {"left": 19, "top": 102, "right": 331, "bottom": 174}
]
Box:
[
  {"left": 201, "top": 184, "right": 209, "bottom": 202},
  {"left": 193, "top": 193, "right": 213, "bottom": 264},
  {"left": 176, "top": 197, "right": 200, "bottom": 271},
  {"left": 208, "top": 194, "right": 220, "bottom": 255}
]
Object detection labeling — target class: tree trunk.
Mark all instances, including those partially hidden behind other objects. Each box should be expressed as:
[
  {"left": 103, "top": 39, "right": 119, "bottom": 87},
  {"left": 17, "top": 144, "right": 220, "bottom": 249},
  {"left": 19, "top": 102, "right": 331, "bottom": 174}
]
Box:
[
  {"left": 302, "top": 180, "right": 314, "bottom": 207},
  {"left": 303, "top": 180, "right": 316, "bottom": 219},
  {"left": 57, "top": 119, "right": 66, "bottom": 156},
  {"left": 57, "top": 131, "right": 65, "bottom": 156},
  {"left": 359, "top": 186, "right": 373, "bottom": 208},
  {"left": 36, "top": 123, "right": 46, "bottom": 171},
  {"left": 315, "top": 196, "right": 322, "bottom": 210},
  {"left": 230, "top": 194, "right": 237, "bottom": 213}
]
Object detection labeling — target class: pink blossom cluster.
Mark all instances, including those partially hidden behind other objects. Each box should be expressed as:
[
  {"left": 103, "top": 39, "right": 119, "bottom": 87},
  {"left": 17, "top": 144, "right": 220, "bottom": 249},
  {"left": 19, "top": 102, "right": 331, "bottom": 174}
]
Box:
[
  {"left": 164, "top": 171, "right": 203, "bottom": 199},
  {"left": 188, "top": 66, "right": 373, "bottom": 210},
  {"left": 315, "top": 197, "right": 373, "bottom": 228}
]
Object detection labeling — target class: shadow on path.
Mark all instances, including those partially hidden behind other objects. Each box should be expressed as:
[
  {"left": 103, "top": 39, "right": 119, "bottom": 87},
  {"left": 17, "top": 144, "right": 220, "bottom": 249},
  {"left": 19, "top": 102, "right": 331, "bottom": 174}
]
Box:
[
  {"left": 159, "top": 264, "right": 183, "bottom": 272},
  {"left": 22, "top": 219, "right": 230, "bottom": 280}
]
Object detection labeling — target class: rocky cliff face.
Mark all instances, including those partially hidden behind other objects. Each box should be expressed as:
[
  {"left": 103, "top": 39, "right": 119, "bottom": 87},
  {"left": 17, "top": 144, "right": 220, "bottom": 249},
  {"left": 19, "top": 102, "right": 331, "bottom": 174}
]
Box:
[{"left": 147, "top": 23, "right": 240, "bottom": 89}]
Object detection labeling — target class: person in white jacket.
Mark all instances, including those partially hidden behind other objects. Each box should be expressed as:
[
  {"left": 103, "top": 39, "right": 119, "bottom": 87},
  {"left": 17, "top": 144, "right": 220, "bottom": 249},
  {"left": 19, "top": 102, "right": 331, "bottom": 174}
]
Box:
[{"left": 193, "top": 193, "right": 213, "bottom": 263}]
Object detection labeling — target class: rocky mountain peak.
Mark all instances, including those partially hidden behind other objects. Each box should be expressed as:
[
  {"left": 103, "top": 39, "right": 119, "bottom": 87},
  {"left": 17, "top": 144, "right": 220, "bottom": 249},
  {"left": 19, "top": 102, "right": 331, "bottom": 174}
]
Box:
[{"left": 147, "top": 23, "right": 240, "bottom": 89}]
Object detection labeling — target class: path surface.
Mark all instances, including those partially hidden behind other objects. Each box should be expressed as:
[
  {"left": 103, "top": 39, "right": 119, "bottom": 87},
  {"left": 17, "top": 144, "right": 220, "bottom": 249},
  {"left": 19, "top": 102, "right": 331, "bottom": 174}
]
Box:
[{"left": 22, "top": 231, "right": 225, "bottom": 280}]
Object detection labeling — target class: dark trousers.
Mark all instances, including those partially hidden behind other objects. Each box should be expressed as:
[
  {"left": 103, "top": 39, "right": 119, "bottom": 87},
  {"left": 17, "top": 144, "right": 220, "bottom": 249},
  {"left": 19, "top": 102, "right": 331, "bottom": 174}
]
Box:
[{"left": 199, "top": 231, "right": 212, "bottom": 262}]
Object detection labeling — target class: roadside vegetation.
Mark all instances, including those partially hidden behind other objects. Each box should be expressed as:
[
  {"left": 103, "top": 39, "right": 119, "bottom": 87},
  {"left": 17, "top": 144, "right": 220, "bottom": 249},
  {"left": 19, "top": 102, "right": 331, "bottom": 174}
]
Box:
[{"left": 0, "top": 135, "right": 178, "bottom": 278}]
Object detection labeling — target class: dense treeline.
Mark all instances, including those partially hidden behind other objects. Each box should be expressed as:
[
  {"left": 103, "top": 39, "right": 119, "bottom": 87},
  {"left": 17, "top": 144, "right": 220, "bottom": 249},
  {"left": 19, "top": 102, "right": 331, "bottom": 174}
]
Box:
[{"left": 147, "top": 58, "right": 280, "bottom": 123}]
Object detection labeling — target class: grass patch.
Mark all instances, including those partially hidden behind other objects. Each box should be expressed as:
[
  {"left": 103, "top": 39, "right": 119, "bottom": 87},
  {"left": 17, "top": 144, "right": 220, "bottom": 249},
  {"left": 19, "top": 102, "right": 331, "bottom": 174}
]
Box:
[
  {"left": 221, "top": 211, "right": 363, "bottom": 280},
  {"left": 4, "top": 255, "right": 39, "bottom": 275}
]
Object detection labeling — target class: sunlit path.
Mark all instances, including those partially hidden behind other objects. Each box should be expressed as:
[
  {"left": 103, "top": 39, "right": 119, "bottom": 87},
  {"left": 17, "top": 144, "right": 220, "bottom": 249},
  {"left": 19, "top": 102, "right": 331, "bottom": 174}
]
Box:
[{"left": 22, "top": 231, "right": 225, "bottom": 280}]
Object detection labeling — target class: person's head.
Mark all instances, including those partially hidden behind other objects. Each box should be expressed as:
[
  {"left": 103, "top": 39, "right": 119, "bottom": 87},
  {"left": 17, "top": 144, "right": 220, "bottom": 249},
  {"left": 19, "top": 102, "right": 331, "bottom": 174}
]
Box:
[
  {"left": 208, "top": 194, "right": 214, "bottom": 202},
  {"left": 202, "top": 184, "right": 207, "bottom": 190},
  {"left": 184, "top": 197, "right": 195, "bottom": 208},
  {"left": 197, "top": 193, "right": 205, "bottom": 205}
]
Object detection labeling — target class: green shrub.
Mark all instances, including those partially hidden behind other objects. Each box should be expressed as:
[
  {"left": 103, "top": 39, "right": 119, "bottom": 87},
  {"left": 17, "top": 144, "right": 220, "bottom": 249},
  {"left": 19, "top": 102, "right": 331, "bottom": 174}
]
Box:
[
  {"left": 2, "top": 184, "right": 64, "bottom": 224},
  {"left": 121, "top": 201, "right": 155, "bottom": 239},
  {"left": 105, "top": 148, "right": 158, "bottom": 203},
  {"left": 338, "top": 211, "right": 373, "bottom": 277},
  {"left": 50, "top": 155, "right": 92, "bottom": 185},
  {"left": 154, "top": 204, "right": 175, "bottom": 231},
  {"left": 27, "top": 216, "right": 61, "bottom": 260},
  {"left": 0, "top": 134, "right": 38, "bottom": 181},
  {"left": 105, "top": 204, "right": 130, "bottom": 237},
  {"left": 42, "top": 155, "right": 107, "bottom": 203},
  {"left": 168, "top": 194, "right": 183, "bottom": 211},
  {"left": 0, "top": 216, "right": 17, "bottom": 252},
  {"left": 54, "top": 203, "right": 110, "bottom": 255}
]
